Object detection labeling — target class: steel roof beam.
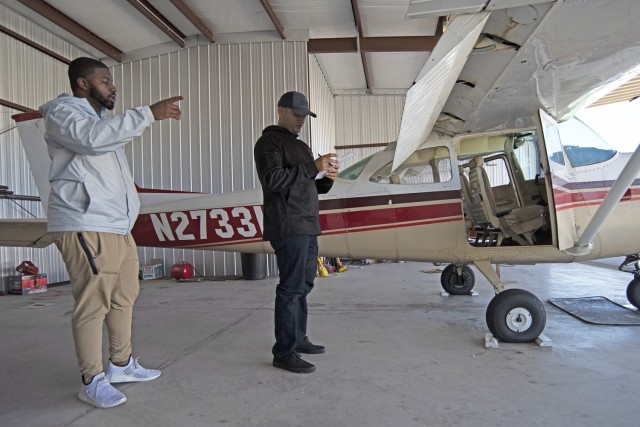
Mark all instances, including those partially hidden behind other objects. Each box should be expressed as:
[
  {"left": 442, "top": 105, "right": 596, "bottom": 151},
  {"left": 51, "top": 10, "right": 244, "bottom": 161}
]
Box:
[
  {"left": 16, "top": 0, "right": 123, "bottom": 62},
  {"left": 361, "top": 36, "right": 439, "bottom": 52},
  {"left": 350, "top": 0, "right": 371, "bottom": 93},
  {"left": 258, "top": 0, "right": 285, "bottom": 39},
  {"left": 169, "top": 0, "right": 214, "bottom": 43},
  {"left": 308, "top": 36, "right": 439, "bottom": 53},
  {"left": 126, "top": 0, "right": 186, "bottom": 48},
  {"left": 0, "top": 24, "right": 70, "bottom": 64}
]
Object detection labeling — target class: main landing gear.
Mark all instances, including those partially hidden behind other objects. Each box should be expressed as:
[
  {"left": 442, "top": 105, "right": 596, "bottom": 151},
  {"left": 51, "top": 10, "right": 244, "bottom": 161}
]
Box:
[
  {"left": 619, "top": 255, "right": 640, "bottom": 309},
  {"left": 440, "top": 260, "right": 547, "bottom": 343},
  {"left": 485, "top": 288, "right": 546, "bottom": 343}
]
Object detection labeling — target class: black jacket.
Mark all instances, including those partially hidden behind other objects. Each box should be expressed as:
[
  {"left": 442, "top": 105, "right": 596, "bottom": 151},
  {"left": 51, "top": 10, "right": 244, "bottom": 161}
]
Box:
[{"left": 254, "top": 125, "right": 334, "bottom": 241}]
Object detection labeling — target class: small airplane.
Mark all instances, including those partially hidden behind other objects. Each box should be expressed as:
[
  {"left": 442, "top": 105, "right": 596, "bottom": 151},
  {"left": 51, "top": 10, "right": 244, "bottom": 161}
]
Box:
[{"left": 4, "top": 1, "right": 640, "bottom": 344}]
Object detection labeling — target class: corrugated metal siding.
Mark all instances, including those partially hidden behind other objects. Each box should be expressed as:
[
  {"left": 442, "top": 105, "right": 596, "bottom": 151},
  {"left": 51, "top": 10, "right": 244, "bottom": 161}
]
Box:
[
  {"left": 308, "top": 55, "right": 335, "bottom": 156},
  {"left": 111, "top": 41, "right": 310, "bottom": 277},
  {"left": 0, "top": 4, "right": 352, "bottom": 281},
  {"left": 0, "top": 4, "right": 90, "bottom": 283},
  {"left": 334, "top": 91, "right": 406, "bottom": 167}
]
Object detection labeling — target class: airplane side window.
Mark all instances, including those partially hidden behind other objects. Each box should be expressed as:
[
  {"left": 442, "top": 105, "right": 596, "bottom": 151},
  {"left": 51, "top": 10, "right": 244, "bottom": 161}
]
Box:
[
  {"left": 513, "top": 133, "right": 540, "bottom": 180},
  {"left": 438, "top": 158, "right": 453, "bottom": 182},
  {"left": 397, "top": 166, "right": 436, "bottom": 184},
  {"left": 484, "top": 157, "right": 510, "bottom": 187},
  {"left": 369, "top": 146, "right": 452, "bottom": 185},
  {"left": 338, "top": 155, "right": 372, "bottom": 180},
  {"left": 557, "top": 117, "right": 617, "bottom": 167}
]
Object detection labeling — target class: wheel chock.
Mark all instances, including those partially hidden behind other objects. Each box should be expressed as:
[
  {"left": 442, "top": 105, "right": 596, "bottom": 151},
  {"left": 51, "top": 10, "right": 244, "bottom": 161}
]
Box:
[
  {"left": 484, "top": 333, "right": 499, "bottom": 348},
  {"left": 440, "top": 290, "right": 478, "bottom": 297},
  {"left": 484, "top": 333, "right": 552, "bottom": 349},
  {"left": 535, "top": 334, "right": 552, "bottom": 347}
]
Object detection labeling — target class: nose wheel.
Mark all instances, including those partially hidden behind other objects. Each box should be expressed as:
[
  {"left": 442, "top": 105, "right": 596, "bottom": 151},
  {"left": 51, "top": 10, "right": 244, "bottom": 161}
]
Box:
[
  {"left": 486, "top": 288, "right": 546, "bottom": 343},
  {"left": 627, "top": 277, "right": 640, "bottom": 309},
  {"left": 440, "top": 264, "right": 475, "bottom": 295},
  {"left": 620, "top": 256, "right": 640, "bottom": 310}
]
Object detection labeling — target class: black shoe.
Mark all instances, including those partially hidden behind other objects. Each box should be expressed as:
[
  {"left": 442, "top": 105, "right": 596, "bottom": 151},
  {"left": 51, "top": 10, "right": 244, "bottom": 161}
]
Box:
[
  {"left": 295, "top": 336, "right": 326, "bottom": 354},
  {"left": 273, "top": 353, "right": 316, "bottom": 373}
]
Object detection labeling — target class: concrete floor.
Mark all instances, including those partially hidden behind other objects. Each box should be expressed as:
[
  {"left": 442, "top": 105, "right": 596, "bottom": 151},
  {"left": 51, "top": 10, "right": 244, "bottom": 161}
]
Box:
[{"left": 1, "top": 258, "right": 640, "bottom": 427}]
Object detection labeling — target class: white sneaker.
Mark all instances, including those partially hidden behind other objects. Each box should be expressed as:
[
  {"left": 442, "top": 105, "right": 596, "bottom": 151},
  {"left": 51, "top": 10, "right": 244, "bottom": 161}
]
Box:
[
  {"left": 105, "top": 356, "right": 161, "bottom": 383},
  {"left": 78, "top": 372, "right": 127, "bottom": 408}
]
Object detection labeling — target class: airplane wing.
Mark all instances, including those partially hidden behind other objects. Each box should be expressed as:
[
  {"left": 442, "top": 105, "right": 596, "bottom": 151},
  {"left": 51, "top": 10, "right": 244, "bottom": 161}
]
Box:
[
  {"left": 0, "top": 219, "right": 52, "bottom": 248},
  {"left": 394, "top": 0, "right": 640, "bottom": 169},
  {"left": 444, "top": 1, "right": 640, "bottom": 133},
  {"left": 392, "top": 12, "right": 490, "bottom": 172}
]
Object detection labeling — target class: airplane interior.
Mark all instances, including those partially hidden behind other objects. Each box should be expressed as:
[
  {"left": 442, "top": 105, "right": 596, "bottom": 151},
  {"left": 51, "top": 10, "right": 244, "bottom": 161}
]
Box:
[{"left": 458, "top": 130, "right": 552, "bottom": 247}]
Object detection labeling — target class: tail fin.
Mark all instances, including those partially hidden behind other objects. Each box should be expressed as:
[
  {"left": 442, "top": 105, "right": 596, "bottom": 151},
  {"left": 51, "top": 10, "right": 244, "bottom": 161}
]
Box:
[{"left": 12, "top": 113, "right": 51, "bottom": 213}]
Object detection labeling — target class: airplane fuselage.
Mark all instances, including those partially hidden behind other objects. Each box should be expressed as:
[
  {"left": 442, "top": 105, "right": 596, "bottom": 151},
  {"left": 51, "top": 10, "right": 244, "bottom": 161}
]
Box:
[{"left": 133, "top": 130, "right": 640, "bottom": 267}]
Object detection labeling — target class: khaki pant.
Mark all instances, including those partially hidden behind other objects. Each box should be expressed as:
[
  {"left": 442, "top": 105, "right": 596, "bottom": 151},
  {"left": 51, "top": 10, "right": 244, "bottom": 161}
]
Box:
[{"left": 52, "top": 231, "right": 140, "bottom": 378}]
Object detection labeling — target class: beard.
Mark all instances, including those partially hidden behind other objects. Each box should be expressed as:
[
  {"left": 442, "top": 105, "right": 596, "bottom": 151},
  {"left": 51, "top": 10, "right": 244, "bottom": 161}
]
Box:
[{"left": 89, "top": 86, "right": 115, "bottom": 110}]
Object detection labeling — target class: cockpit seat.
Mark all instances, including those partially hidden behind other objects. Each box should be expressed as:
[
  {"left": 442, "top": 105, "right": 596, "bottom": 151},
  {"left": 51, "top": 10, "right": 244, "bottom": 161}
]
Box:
[
  {"left": 459, "top": 165, "right": 474, "bottom": 229},
  {"left": 468, "top": 156, "right": 545, "bottom": 245}
]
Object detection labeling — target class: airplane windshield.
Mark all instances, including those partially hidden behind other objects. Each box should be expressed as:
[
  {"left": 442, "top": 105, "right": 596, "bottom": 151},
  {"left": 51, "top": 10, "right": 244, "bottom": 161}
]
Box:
[
  {"left": 557, "top": 118, "right": 617, "bottom": 167},
  {"left": 338, "top": 155, "right": 372, "bottom": 180}
]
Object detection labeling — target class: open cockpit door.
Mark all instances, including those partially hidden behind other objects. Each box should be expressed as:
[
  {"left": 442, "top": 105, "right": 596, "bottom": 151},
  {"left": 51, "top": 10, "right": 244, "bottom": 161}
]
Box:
[{"left": 537, "top": 109, "right": 576, "bottom": 251}]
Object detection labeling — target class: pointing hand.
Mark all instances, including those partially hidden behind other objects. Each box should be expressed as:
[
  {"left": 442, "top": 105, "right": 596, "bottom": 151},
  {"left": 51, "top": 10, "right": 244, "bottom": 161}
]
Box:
[{"left": 150, "top": 96, "right": 184, "bottom": 121}]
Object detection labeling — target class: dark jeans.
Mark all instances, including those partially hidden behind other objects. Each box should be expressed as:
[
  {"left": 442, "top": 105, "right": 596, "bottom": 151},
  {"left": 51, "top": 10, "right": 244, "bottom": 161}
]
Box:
[{"left": 270, "top": 235, "right": 318, "bottom": 359}]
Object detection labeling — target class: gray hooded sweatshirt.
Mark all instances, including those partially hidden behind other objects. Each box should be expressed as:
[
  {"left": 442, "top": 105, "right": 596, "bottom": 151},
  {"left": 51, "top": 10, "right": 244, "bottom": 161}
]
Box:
[{"left": 39, "top": 94, "right": 155, "bottom": 234}]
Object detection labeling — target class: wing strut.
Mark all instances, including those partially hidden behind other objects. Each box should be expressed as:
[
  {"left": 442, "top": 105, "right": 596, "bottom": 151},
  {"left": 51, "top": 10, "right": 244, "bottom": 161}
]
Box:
[{"left": 564, "top": 145, "right": 640, "bottom": 256}]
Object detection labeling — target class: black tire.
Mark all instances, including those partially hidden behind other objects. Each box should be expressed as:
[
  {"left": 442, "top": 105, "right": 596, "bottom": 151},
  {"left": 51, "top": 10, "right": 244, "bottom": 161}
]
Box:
[
  {"left": 486, "top": 288, "right": 546, "bottom": 343},
  {"left": 440, "top": 264, "right": 475, "bottom": 295},
  {"left": 627, "top": 277, "right": 640, "bottom": 309}
]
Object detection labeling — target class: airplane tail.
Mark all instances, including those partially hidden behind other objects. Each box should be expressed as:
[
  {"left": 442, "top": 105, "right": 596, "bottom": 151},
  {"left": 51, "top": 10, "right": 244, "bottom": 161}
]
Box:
[
  {"left": 11, "top": 112, "right": 239, "bottom": 216},
  {"left": 12, "top": 113, "right": 51, "bottom": 213}
]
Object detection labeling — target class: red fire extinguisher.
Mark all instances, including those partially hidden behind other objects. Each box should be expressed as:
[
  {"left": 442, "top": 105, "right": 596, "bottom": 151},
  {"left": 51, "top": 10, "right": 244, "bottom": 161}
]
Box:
[
  {"left": 16, "top": 261, "right": 39, "bottom": 275},
  {"left": 170, "top": 262, "right": 194, "bottom": 280}
]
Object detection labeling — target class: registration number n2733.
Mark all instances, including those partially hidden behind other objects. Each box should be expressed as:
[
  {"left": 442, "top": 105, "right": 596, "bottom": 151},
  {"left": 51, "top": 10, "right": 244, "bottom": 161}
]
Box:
[{"left": 148, "top": 206, "right": 264, "bottom": 242}]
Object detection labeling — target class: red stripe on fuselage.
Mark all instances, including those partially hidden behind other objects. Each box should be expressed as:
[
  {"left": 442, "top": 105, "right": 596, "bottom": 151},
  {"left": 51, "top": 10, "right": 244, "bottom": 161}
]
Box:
[
  {"left": 133, "top": 191, "right": 463, "bottom": 248},
  {"left": 318, "top": 200, "right": 462, "bottom": 230},
  {"left": 553, "top": 185, "right": 640, "bottom": 212}
]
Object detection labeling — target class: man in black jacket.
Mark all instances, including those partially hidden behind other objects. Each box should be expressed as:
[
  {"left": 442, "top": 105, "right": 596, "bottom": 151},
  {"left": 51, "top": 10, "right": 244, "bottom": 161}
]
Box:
[{"left": 254, "top": 91, "right": 338, "bottom": 373}]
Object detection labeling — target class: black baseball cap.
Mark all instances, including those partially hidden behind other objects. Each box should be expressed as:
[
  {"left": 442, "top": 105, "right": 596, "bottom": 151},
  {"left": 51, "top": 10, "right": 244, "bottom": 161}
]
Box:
[{"left": 277, "top": 91, "right": 317, "bottom": 118}]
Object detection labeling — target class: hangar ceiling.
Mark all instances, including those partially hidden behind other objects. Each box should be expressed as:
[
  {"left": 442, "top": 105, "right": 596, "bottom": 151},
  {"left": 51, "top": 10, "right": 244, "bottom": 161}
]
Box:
[
  {"left": 0, "top": 0, "right": 447, "bottom": 94},
  {"left": 589, "top": 75, "right": 640, "bottom": 108},
  {"left": 1, "top": 0, "right": 638, "bottom": 108}
]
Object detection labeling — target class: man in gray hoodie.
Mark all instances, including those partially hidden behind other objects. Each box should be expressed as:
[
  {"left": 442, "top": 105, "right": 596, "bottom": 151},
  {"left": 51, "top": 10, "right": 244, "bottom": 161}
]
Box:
[{"left": 39, "top": 57, "right": 182, "bottom": 408}]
